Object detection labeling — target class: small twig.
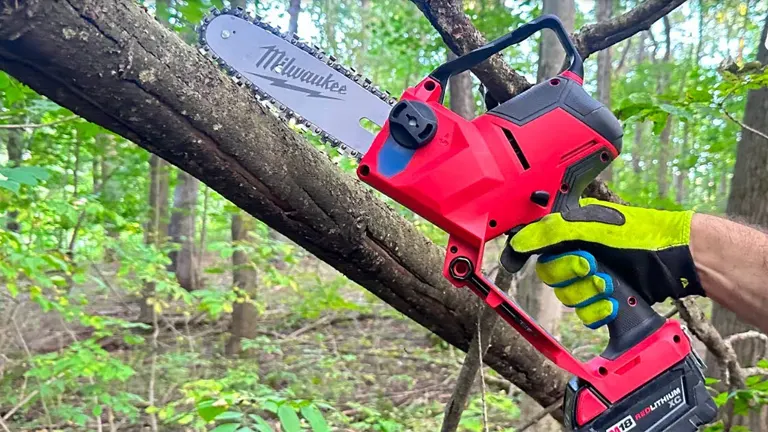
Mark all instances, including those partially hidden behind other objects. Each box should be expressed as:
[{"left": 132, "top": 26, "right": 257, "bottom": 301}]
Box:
[
  {"left": 2, "top": 389, "right": 39, "bottom": 420},
  {"left": 615, "top": 38, "right": 633, "bottom": 75},
  {"left": 742, "top": 367, "right": 768, "bottom": 377},
  {"left": 675, "top": 298, "right": 746, "bottom": 388},
  {"left": 0, "top": 417, "right": 10, "bottom": 432},
  {"left": 57, "top": 317, "right": 104, "bottom": 432},
  {"left": 286, "top": 314, "right": 336, "bottom": 339},
  {"left": 11, "top": 317, "right": 53, "bottom": 427},
  {"left": 68, "top": 168, "right": 119, "bottom": 256},
  {"left": 148, "top": 310, "right": 159, "bottom": 432},
  {"left": 477, "top": 316, "right": 488, "bottom": 432},
  {"left": 572, "top": 345, "right": 598, "bottom": 358},
  {"left": 722, "top": 108, "right": 768, "bottom": 141},
  {"left": 198, "top": 185, "right": 209, "bottom": 270},
  {"left": 725, "top": 330, "right": 768, "bottom": 346},
  {"left": 515, "top": 401, "right": 564, "bottom": 432},
  {"left": 664, "top": 306, "right": 679, "bottom": 318},
  {"left": 0, "top": 115, "right": 79, "bottom": 129},
  {"left": 108, "top": 406, "right": 117, "bottom": 432}
]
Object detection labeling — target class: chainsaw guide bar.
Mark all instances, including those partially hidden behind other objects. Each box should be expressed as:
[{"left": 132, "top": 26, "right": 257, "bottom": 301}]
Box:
[{"left": 197, "top": 7, "right": 395, "bottom": 161}]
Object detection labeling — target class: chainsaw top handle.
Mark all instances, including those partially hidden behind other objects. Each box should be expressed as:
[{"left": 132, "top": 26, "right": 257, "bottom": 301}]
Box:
[{"left": 429, "top": 14, "right": 583, "bottom": 102}]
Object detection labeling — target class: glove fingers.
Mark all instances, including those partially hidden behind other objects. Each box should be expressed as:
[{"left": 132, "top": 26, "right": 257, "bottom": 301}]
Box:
[
  {"left": 536, "top": 251, "right": 596, "bottom": 287},
  {"left": 576, "top": 298, "right": 619, "bottom": 329},
  {"left": 536, "top": 251, "right": 618, "bottom": 329},
  {"left": 553, "top": 273, "right": 613, "bottom": 307}
]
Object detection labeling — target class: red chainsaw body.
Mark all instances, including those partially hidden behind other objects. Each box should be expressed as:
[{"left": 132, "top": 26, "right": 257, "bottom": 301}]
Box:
[{"left": 356, "top": 75, "right": 690, "bottom": 410}]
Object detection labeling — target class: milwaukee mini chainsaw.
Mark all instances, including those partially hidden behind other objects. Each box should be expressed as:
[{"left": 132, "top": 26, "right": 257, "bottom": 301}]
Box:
[{"left": 198, "top": 9, "right": 717, "bottom": 431}]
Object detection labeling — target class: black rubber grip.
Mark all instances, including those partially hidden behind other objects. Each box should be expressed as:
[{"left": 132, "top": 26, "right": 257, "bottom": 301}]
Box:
[{"left": 601, "top": 266, "right": 665, "bottom": 360}]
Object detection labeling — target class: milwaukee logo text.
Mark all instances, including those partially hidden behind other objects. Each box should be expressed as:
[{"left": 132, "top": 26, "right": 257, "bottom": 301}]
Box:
[
  {"left": 634, "top": 386, "right": 683, "bottom": 421},
  {"left": 249, "top": 45, "right": 347, "bottom": 100}
]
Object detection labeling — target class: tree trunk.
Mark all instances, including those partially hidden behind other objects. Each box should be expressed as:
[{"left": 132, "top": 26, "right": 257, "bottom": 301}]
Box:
[
  {"left": 518, "top": 0, "right": 573, "bottom": 428},
  {"left": 226, "top": 211, "right": 259, "bottom": 356},
  {"left": 138, "top": 154, "right": 169, "bottom": 323},
  {"left": 710, "top": 12, "right": 768, "bottom": 431},
  {"left": 675, "top": 122, "right": 689, "bottom": 205},
  {"left": 0, "top": 0, "right": 570, "bottom": 413},
  {"left": 536, "top": 0, "right": 575, "bottom": 83},
  {"left": 656, "top": 16, "right": 672, "bottom": 200},
  {"left": 5, "top": 129, "right": 22, "bottom": 232},
  {"left": 596, "top": 0, "right": 613, "bottom": 183},
  {"left": 288, "top": 0, "right": 301, "bottom": 35},
  {"left": 98, "top": 133, "right": 121, "bottom": 260},
  {"left": 447, "top": 52, "right": 475, "bottom": 120},
  {"left": 631, "top": 32, "right": 648, "bottom": 175},
  {"left": 168, "top": 171, "right": 201, "bottom": 290}
]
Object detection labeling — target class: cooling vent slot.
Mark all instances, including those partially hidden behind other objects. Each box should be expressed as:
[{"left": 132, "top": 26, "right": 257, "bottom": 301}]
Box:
[{"left": 501, "top": 127, "right": 529, "bottom": 170}]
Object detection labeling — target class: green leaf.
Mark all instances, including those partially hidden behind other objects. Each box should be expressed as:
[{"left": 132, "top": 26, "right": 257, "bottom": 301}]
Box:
[
  {"left": 197, "top": 399, "right": 228, "bottom": 422},
  {"left": 178, "top": 413, "right": 195, "bottom": 425},
  {"left": 211, "top": 424, "right": 241, "bottom": 432},
  {"left": 278, "top": 405, "right": 302, "bottom": 432},
  {"left": 713, "top": 392, "right": 728, "bottom": 407},
  {"left": 0, "top": 180, "right": 20, "bottom": 194},
  {"left": 659, "top": 103, "right": 693, "bottom": 120},
  {"left": 0, "top": 72, "right": 9, "bottom": 89},
  {"left": 215, "top": 411, "right": 244, "bottom": 421},
  {"left": 93, "top": 405, "right": 103, "bottom": 417},
  {"left": 757, "top": 359, "right": 768, "bottom": 369},
  {"left": 0, "top": 166, "right": 50, "bottom": 185},
  {"left": 705, "top": 377, "right": 721, "bottom": 386},
  {"left": 237, "top": 428, "right": 255, "bottom": 432},
  {"left": 249, "top": 414, "right": 274, "bottom": 432},
  {"left": 301, "top": 405, "right": 329, "bottom": 432}
]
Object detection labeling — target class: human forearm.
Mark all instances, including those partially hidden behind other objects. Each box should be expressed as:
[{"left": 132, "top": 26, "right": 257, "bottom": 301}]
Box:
[{"left": 690, "top": 213, "right": 768, "bottom": 333}]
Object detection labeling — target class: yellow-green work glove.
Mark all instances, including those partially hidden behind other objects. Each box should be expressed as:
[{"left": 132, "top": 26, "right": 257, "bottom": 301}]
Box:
[{"left": 509, "top": 198, "right": 705, "bottom": 329}]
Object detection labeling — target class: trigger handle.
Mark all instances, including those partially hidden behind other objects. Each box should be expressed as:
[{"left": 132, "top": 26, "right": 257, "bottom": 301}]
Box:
[{"left": 600, "top": 265, "right": 665, "bottom": 359}]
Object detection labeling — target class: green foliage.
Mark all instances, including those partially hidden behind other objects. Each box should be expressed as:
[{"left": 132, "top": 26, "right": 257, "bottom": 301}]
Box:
[
  {"left": 0, "top": 165, "right": 49, "bottom": 194},
  {"left": 2, "top": 0, "right": 768, "bottom": 430},
  {"left": 703, "top": 361, "right": 768, "bottom": 431}
]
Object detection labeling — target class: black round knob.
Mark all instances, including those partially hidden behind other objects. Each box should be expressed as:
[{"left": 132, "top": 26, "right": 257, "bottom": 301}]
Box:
[{"left": 388, "top": 100, "right": 438, "bottom": 150}]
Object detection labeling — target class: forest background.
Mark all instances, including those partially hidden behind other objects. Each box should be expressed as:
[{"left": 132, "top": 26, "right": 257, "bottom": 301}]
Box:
[{"left": 0, "top": 0, "right": 767, "bottom": 431}]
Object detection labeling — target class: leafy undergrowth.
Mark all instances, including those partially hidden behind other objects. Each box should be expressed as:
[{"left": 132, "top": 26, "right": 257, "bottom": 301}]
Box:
[{"left": 1, "top": 250, "right": 532, "bottom": 432}]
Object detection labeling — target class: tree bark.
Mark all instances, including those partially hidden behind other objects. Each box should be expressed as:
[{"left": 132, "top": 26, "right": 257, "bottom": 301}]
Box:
[
  {"left": 675, "top": 122, "right": 689, "bottom": 205},
  {"left": 447, "top": 52, "right": 475, "bottom": 120},
  {"left": 168, "top": 171, "right": 201, "bottom": 290},
  {"left": 411, "top": 0, "right": 686, "bottom": 104},
  {"left": 98, "top": 133, "right": 120, "bottom": 260},
  {"left": 5, "top": 129, "right": 22, "bottom": 232},
  {"left": 711, "top": 12, "right": 768, "bottom": 431},
  {"left": 632, "top": 32, "right": 648, "bottom": 176},
  {"left": 139, "top": 153, "right": 170, "bottom": 323},
  {"left": 516, "top": 1, "right": 573, "bottom": 428},
  {"left": 521, "top": 0, "right": 572, "bottom": 336},
  {"left": 596, "top": 0, "right": 613, "bottom": 183},
  {"left": 536, "top": 0, "right": 575, "bottom": 83},
  {"left": 226, "top": 211, "right": 259, "bottom": 356},
  {"left": 0, "top": 0, "right": 569, "bottom": 410},
  {"left": 656, "top": 17, "right": 673, "bottom": 200},
  {"left": 288, "top": 0, "right": 301, "bottom": 35}
]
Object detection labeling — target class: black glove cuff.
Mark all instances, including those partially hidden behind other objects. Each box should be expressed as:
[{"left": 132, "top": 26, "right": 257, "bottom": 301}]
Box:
[{"left": 657, "top": 247, "right": 706, "bottom": 301}]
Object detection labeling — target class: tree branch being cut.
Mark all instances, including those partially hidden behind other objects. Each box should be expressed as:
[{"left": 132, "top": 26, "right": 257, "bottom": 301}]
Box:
[
  {"left": 410, "top": 0, "right": 687, "bottom": 104},
  {"left": 573, "top": 0, "right": 687, "bottom": 59}
]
